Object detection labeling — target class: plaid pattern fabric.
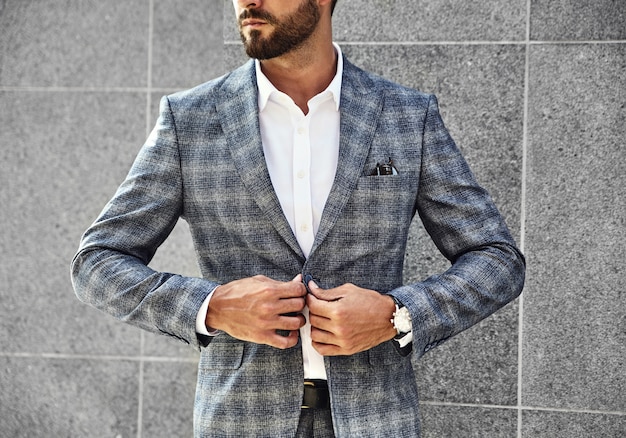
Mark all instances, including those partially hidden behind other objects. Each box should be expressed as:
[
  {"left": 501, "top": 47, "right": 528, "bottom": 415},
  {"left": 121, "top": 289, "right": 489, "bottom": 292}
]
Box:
[{"left": 72, "top": 57, "right": 525, "bottom": 437}]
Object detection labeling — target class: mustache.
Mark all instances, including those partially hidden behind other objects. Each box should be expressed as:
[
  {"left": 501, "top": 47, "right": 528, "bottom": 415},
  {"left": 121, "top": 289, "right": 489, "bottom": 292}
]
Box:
[{"left": 239, "top": 8, "right": 277, "bottom": 25}]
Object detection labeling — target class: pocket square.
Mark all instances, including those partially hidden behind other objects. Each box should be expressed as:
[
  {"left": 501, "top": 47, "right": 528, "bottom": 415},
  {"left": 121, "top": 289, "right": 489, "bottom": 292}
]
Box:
[{"left": 370, "top": 158, "right": 399, "bottom": 176}]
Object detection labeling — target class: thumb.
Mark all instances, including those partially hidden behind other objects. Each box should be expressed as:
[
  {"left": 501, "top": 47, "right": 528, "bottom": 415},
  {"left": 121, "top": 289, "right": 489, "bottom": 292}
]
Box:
[
  {"left": 308, "top": 281, "right": 342, "bottom": 302},
  {"left": 291, "top": 274, "right": 303, "bottom": 283}
]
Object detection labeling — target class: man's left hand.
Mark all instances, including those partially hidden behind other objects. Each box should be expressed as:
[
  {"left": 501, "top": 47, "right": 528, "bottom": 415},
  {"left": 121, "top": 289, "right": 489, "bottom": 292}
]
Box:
[{"left": 306, "top": 281, "right": 397, "bottom": 356}]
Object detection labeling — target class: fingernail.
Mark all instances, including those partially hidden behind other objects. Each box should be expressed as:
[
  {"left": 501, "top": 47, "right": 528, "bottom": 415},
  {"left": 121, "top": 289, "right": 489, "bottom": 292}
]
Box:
[{"left": 303, "top": 274, "right": 318, "bottom": 293}]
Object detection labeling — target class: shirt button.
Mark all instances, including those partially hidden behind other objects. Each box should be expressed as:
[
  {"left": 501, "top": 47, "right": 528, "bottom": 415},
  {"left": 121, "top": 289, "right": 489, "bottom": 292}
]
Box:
[
  {"left": 297, "top": 170, "right": 306, "bottom": 179},
  {"left": 297, "top": 127, "right": 306, "bottom": 135},
  {"left": 300, "top": 224, "right": 309, "bottom": 232}
]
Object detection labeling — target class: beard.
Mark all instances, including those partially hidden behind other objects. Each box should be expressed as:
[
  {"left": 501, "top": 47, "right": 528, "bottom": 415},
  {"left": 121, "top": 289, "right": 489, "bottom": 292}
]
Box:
[{"left": 238, "top": 0, "right": 321, "bottom": 60}]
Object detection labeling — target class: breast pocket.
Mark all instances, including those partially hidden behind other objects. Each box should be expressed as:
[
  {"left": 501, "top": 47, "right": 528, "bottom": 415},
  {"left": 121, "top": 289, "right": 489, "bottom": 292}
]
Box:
[
  {"left": 349, "top": 172, "right": 418, "bottom": 227},
  {"left": 322, "top": 173, "right": 418, "bottom": 282}
]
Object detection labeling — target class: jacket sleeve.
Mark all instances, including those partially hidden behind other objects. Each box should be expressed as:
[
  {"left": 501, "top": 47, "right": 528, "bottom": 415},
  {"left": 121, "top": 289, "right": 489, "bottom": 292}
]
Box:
[
  {"left": 70, "top": 96, "right": 218, "bottom": 349},
  {"left": 389, "top": 94, "right": 525, "bottom": 359}
]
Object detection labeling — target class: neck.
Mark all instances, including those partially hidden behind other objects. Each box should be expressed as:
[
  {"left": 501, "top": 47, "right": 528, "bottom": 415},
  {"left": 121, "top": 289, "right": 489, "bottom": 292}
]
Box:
[{"left": 259, "top": 27, "right": 336, "bottom": 114}]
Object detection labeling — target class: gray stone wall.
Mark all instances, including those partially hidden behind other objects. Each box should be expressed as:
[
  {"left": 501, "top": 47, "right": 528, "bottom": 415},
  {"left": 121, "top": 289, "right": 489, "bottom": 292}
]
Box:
[{"left": 0, "top": 0, "right": 623, "bottom": 436}]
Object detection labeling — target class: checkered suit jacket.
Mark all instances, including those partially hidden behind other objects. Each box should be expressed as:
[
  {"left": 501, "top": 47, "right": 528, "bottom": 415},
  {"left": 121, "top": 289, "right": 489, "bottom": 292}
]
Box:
[{"left": 72, "top": 55, "right": 525, "bottom": 437}]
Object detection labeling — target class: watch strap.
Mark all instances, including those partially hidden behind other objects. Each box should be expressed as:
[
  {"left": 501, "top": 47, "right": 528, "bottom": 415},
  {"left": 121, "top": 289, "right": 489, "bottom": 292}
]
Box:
[
  {"left": 391, "top": 297, "right": 412, "bottom": 334},
  {"left": 389, "top": 296, "right": 413, "bottom": 356}
]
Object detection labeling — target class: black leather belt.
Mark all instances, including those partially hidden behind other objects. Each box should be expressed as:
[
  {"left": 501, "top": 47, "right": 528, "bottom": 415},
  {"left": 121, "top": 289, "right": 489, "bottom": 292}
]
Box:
[{"left": 302, "top": 380, "right": 330, "bottom": 410}]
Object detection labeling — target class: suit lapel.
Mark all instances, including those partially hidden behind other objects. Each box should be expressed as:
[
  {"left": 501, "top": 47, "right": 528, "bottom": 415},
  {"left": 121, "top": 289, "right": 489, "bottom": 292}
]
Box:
[
  {"left": 215, "top": 61, "right": 304, "bottom": 259},
  {"left": 214, "top": 58, "right": 383, "bottom": 261},
  {"left": 311, "top": 59, "right": 384, "bottom": 256}
]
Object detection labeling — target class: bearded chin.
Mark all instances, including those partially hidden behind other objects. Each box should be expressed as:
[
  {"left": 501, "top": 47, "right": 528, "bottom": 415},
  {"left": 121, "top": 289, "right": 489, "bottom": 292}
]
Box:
[
  {"left": 241, "top": 30, "right": 301, "bottom": 60},
  {"left": 239, "top": 0, "right": 320, "bottom": 60}
]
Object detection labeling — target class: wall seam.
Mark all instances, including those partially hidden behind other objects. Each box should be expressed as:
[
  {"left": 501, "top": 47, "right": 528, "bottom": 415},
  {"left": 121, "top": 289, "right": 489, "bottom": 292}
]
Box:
[
  {"left": 223, "top": 39, "right": 626, "bottom": 46},
  {"left": 420, "top": 401, "right": 626, "bottom": 416},
  {"left": 137, "top": 1, "right": 155, "bottom": 437},
  {"left": 0, "top": 352, "right": 198, "bottom": 362},
  {"left": 517, "top": 0, "right": 532, "bottom": 436}
]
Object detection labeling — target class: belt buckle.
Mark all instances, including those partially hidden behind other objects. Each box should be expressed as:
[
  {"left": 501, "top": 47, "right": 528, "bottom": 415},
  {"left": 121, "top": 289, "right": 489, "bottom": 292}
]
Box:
[
  {"left": 302, "top": 380, "right": 329, "bottom": 410},
  {"left": 302, "top": 381, "right": 315, "bottom": 409}
]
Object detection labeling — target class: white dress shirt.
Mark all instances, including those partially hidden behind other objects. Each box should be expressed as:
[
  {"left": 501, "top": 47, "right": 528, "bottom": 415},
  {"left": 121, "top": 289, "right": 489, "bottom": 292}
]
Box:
[{"left": 196, "top": 44, "right": 344, "bottom": 380}]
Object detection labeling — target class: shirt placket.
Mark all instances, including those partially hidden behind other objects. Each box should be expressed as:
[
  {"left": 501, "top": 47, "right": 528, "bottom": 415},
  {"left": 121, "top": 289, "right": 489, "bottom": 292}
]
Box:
[{"left": 291, "top": 113, "right": 314, "bottom": 259}]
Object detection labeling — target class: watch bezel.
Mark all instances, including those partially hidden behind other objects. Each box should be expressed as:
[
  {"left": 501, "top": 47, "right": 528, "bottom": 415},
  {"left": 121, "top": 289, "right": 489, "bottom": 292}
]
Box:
[{"left": 393, "top": 306, "right": 412, "bottom": 333}]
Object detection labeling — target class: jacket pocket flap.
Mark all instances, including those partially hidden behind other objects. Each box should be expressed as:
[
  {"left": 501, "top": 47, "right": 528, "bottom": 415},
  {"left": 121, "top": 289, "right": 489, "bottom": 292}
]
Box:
[{"left": 199, "top": 341, "right": 244, "bottom": 370}]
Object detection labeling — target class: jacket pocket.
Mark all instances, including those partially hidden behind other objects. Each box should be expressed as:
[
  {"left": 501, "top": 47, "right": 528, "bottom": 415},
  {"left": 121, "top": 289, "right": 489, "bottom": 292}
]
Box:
[
  {"left": 351, "top": 172, "right": 418, "bottom": 219},
  {"left": 199, "top": 341, "right": 244, "bottom": 370},
  {"left": 355, "top": 171, "right": 417, "bottom": 190}
]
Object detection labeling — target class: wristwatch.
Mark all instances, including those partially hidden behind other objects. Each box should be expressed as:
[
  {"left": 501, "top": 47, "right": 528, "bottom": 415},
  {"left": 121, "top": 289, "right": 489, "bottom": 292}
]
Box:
[{"left": 391, "top": 298, "right": 412, "bottom": 334}]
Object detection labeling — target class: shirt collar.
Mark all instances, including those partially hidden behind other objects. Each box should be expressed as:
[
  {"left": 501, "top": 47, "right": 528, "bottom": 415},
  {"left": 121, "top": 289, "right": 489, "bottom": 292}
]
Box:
[{"left": 256, "top": 42, "right": 343, "bottom": 112}]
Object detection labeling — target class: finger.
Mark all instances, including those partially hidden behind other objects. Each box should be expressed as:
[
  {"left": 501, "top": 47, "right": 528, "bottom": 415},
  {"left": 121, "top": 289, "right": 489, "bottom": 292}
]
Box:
[
  {"left": 311, "top": 340, "right": 341, "bottom": 356},
  {"left": 259, "top": 311, "right": 304, "bottom": 335},
  {"left": 283, "top": 280, "right": 308, "bottom": 297},
  {"left": 263, "top": 280, "right": 306, "bottom": 301},
  {"left": 310, "top": 324, "right": 337, "bottom": 344},
  {"left": 277, "top": 313, "right": 306, "bottom": 330},
  {"left": 251, "top": 275, "right": 306, "bottom": 294},
  {"left": 308, "top": 311, "right": 332, "bottom": 332},
  {"left": 277, "top": 296, "right": 306, "bottom": 314},
  {"left": 306, "top": 292, "right": 334, "bottom": 318},
  {"left": 268, "top": 329, "right": 300, "bottom": 349}
]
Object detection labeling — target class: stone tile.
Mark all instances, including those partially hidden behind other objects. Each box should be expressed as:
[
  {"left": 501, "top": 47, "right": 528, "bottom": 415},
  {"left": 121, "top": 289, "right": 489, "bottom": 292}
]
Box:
[
  {"left": 223, "top": 0, "right": 240, "bottom": 42},
  {"left": 222, "top": 0, "right": 527, "bottom": 42},
  {"left": 522, "top": 410, "right": 626, "bottom": 438},
  {"left": 531, "top": 0, "right": 626, "bottom": 41},
  {"left": 0, "top": 90, "right": 146, "bottom": 355},
  {"left": 0, "top": 91, "right": 146, "bottom": 245},
  {"left": 142, "top": 360, "right": 198, "bottom": 437},
  {"left": 224, "top": 43, "right": 250, "bottom": 72},
  {"left": 1, "top": 356, "right": 138, "bottom": 437},
  {"left": 523, "top": 44, "right": 626, "bottom": 411},
  {"left": 0, "top": 0, "right": 148, "bottom": 87},
  {"left": 420, "top": 404, "right": 518, "bottom": 438},
  {"left": 413, "top": 302, "right": 520, "bottom": 406},
  {"left": 152, "top": 0, "right": 225, "bottom": 89}
]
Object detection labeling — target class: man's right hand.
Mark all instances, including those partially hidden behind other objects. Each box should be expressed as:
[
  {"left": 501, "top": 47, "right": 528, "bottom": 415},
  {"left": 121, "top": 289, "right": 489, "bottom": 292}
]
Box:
[{"left": 205, "top": 274, "right": 307, "bottom": 349}]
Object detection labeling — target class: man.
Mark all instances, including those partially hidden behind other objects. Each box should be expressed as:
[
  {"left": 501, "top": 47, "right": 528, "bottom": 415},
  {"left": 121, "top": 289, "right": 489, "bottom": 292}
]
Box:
[{"left": 71, "top": 0, "right": 525, "bottom": 436}]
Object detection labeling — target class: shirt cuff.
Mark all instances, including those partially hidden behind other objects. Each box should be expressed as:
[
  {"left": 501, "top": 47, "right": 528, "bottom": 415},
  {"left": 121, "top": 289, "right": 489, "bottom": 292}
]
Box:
[
  {"left": 196, "top": 286, "right": 221, "bottom": 336},
  {"left": 395, "top": 331, "right": 413, "bottom": 348}
]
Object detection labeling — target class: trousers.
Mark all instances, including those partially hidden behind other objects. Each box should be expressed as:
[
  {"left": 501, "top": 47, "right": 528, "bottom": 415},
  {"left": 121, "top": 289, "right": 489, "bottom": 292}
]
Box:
[{"left": 295, "top": 409, "right": 335, "bottom": 437}]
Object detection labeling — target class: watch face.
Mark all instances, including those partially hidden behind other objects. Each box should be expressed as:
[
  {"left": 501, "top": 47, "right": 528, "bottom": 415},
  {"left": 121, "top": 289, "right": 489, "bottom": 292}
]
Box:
[{"left": 395, "top": 307, "right": 412, "bottom": 333}]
